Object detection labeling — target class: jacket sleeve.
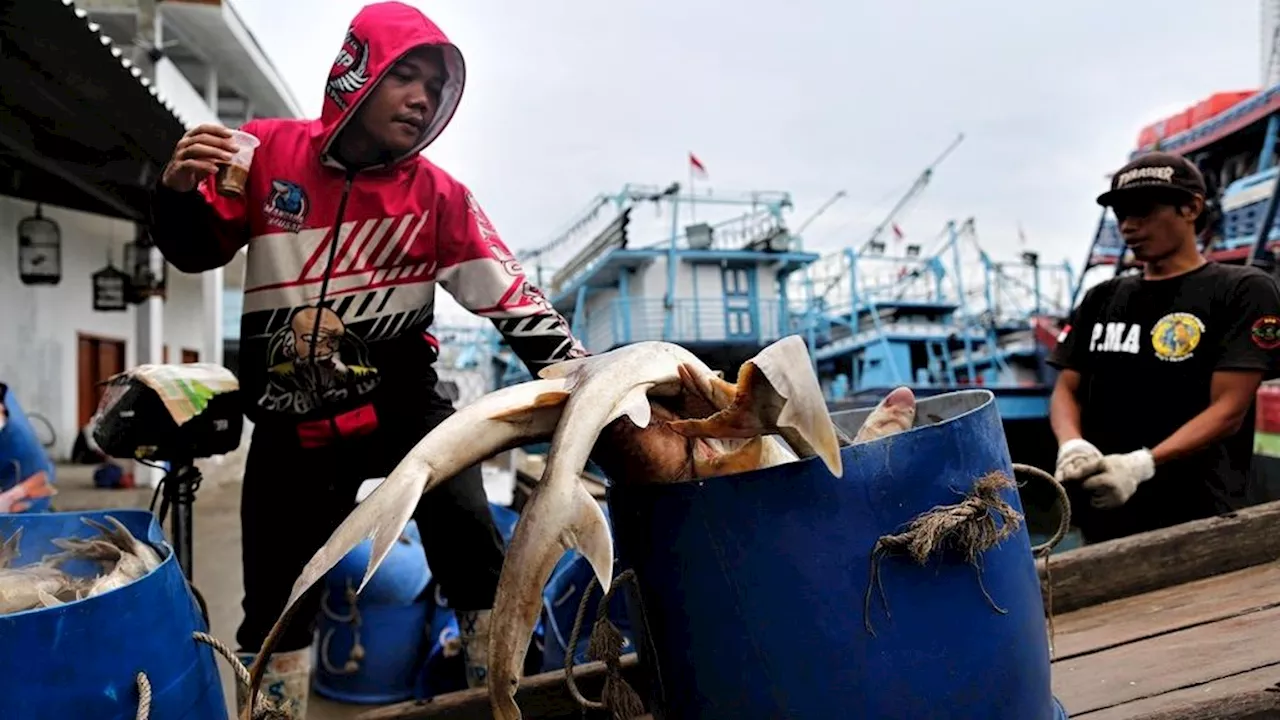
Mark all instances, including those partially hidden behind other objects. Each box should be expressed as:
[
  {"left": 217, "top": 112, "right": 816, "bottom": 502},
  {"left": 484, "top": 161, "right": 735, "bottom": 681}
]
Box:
[
  {"left": 434, "top": 183, "right": 588, "bottom": 376},
  {"left": 146, "top": 119, "right": 263, "bottom": 273}
]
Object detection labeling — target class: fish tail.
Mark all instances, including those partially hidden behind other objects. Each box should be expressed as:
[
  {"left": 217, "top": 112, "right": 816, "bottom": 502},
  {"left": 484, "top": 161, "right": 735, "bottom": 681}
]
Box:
[
  {"left": 80, "top": 515, "right": 135, "bottom": 552},
  {"left": 0, "top": 527, "right": 22, "bottom": 567}
]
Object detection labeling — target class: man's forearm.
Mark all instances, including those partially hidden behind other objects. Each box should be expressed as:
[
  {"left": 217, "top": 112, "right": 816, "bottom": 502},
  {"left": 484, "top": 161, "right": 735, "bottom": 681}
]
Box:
[
  {"left": 1049, "top": 381, "right": 1084, "bottom": 444},
  {"left": 1150, "top": 401, "right": 1250, "bottom": 466},
  {"left": 148, "top": 181, "right": 237, "bottom": 273}
]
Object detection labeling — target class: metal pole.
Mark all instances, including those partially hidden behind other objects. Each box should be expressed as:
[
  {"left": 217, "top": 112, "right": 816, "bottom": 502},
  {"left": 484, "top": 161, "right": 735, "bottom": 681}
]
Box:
[{"left": 1248, "top": 161, "right": 1280, "bottom": 272}]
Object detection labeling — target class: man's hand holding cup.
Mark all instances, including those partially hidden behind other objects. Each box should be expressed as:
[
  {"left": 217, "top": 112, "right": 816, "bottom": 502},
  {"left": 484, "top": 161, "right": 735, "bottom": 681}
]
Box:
[{"left": 161, "top": 123, "right": 260, "bottom": 198}]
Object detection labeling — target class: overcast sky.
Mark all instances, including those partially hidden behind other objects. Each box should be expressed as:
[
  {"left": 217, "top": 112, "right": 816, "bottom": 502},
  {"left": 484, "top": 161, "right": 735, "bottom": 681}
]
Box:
[{"left": 230, "top": 0, "right": 1262, "bottom": 321}]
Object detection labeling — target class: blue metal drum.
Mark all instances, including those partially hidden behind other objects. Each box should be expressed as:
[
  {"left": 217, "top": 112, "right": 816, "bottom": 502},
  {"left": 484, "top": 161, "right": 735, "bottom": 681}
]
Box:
[
  {"left": 0, "top": 509, "right": 225, "bottom": 720},
  {"left": 0, "top": 385, "right": 56, "bottom": 513},
  {"left": 313, "top": 519, "right": 432, "bottom": 704},
  {"left": 608, "top": 389, "right": 1062, "bottom": 720}
]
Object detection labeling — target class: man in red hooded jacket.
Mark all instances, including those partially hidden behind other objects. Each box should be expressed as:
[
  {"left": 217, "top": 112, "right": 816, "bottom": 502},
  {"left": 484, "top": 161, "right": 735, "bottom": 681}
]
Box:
[{"left": 147, "top": 2, "right": 586, "bottom": 714}]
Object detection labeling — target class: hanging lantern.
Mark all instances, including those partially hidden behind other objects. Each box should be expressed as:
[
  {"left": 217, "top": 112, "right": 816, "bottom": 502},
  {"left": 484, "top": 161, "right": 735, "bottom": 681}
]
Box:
[
  {"left": 17, "top": 204, "right": 61, "bottom": 286},
  {"left": 123, "top": 224, "right": 167, "bottom": 303}
]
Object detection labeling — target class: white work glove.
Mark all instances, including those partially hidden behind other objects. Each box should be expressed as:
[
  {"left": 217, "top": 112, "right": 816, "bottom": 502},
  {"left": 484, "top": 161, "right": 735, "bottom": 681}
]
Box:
[
  {"left": 1081, "top": 449, "right": 1155, "bottom": 509},
  {"left": 1055, "top": 438, "right": 1105, "bottom": 483}
]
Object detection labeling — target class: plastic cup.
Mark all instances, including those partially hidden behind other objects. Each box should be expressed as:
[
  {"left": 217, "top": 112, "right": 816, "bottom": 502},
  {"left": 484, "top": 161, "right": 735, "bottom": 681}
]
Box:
[{"left": 215, "top": 130, "right": 260, "bottom": 198}]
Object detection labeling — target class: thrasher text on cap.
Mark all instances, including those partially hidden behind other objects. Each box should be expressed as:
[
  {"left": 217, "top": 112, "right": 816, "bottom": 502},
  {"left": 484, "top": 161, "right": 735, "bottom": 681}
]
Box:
[{"left": 1115, "top": 166, "right": 1175, "bottom": 187}]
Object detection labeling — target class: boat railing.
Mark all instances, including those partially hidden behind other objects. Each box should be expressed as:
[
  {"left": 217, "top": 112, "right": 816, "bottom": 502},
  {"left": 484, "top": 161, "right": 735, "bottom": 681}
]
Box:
[{"left": 577, "top": 296, "right": 788, "bottom": 352}]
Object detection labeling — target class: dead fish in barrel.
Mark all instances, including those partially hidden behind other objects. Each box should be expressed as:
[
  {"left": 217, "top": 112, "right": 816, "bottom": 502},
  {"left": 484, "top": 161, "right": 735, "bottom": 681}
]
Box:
[
  {"left": 666, "top": 335, "right": 843, "bottom": 474},
  {"left": 488, "top": 338, "right": 844, "bottom": 720},
  {"left": 851, "top": 386, "right": 917, "bottom": 443},
  {"left": 0, "top": 529, "right": 84, "bottom": 614}
]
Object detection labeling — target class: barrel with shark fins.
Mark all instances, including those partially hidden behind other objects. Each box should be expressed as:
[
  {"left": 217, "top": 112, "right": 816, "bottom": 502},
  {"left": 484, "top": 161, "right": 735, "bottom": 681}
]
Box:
[
  {"left": 608, "top": 389, "right": 1067, "bottom": 720},
  {"left": 0, "top": 509, "right": 226, "bottom": 719}
]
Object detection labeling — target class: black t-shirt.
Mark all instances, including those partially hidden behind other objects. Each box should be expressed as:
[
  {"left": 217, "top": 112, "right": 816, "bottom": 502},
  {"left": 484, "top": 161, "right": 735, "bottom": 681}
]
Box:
[{"left": 1047, "top": 262, "right": 1280, "bottom": 541}]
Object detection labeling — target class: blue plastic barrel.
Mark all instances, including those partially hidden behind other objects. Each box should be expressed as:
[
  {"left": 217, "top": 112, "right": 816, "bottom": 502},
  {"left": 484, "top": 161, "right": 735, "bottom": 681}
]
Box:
[
  {"left": 313, "top": 519, "right": 432, "bottom": 704},
  {"left": 0, "top": 385, "right": 56, "bottom": 513},
  {"left": 0, "top": 509, "right": 226, "bottom": 719},
  {"left": 608, "top": 389, "right": 1066, "bottom": 720}
]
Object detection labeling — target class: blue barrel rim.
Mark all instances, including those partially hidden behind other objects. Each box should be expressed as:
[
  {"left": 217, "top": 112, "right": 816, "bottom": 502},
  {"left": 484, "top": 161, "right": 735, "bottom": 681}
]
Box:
[{"left": 607, "top": 387, "right": 1000, "bottom": 497}]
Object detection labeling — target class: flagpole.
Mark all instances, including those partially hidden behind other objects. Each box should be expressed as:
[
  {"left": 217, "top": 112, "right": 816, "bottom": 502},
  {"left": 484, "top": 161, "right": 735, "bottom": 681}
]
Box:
[{"left": 689, "top": 155, "right": 696, "bottom": 223}]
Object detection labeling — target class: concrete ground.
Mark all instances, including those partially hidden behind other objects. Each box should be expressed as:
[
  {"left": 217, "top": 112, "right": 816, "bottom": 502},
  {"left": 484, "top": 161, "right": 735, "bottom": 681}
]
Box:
[{"left": 51, "top": 461, "right": 369, "bottom": 720}]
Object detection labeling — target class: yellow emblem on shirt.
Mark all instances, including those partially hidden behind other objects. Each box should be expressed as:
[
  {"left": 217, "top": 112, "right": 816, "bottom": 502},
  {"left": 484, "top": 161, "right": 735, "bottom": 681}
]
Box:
[{"left": 1150, "top": 312, "right": 1204, "bottom": 362}]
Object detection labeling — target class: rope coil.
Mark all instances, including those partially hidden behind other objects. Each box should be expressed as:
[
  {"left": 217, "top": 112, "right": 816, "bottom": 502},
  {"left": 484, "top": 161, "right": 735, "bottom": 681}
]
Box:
[{"left": 565, "top": 568, "right": 646, "bottom": 720}]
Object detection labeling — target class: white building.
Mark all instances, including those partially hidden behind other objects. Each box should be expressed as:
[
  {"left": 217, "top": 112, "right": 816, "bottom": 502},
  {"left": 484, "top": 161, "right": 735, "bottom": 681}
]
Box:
[{"left": 0, "top": 0, "right": 301, "bottom": 465}]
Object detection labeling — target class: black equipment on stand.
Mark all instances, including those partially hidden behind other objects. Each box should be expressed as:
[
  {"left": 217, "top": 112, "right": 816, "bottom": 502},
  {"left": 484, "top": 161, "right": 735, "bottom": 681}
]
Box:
[{"left": 87, "top": 365, "right": 243, "bottom": 622}]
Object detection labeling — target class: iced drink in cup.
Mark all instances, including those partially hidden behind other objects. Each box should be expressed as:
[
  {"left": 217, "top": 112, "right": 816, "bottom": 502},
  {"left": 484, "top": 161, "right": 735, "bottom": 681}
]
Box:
[{"left": 215, "top": 130, "right": 260, "bottom": 198}]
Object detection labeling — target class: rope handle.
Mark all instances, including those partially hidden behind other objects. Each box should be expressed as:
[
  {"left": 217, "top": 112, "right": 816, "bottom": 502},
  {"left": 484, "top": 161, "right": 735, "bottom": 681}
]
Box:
[
  {"left": 135, "top": 672, "right": 151, "bottom": 720},
  {"left": 564, "top": 568, "right": 646, "bottom": 719},
  {"left": 131, "top": 631, "right": 287, "bottom": 720},
  {"left": 1010, "top": 462, "right": 1071, "bottom": 658},
  {"left": 1014, "top": 463, "right": 1071, "bottom": 558}
]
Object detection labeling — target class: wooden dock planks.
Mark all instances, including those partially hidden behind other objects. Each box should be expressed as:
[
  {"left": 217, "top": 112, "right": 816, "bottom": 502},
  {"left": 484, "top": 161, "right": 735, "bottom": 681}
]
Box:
[
  {"left": 355, "top": 654, "right": 645, "bottom": 720},
  {"left": 1045, "top": 501, "right": 1280, "bottom": 719}
]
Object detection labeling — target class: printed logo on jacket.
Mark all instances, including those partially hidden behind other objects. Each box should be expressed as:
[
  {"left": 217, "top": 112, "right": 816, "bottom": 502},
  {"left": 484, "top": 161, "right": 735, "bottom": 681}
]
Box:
[
  {"left": 327, "top": 29, "right": 371, "bottom": 110},
  {"left": 259, "top": 305, "right": 381, "bottom": 415},
  {"left": 265, "top": 180, "right": 309, "bottom": 233}
]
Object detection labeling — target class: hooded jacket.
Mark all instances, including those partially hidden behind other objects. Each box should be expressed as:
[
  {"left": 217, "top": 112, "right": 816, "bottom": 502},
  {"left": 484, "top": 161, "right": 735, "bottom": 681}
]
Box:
[{"left": 148, "top": 1, "right": 585, "bottom": 446}]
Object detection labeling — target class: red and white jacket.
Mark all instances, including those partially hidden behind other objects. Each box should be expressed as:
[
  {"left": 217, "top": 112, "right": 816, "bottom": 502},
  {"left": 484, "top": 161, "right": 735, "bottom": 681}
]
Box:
[{"left": 148, "top": 1, "right": 585, "bottom": 445}]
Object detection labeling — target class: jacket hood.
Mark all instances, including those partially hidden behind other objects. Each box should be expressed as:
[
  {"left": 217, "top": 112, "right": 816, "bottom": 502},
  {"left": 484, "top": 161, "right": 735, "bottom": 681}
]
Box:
[{"left": 317, "top": 1, "right": 465, "bottom": 170}]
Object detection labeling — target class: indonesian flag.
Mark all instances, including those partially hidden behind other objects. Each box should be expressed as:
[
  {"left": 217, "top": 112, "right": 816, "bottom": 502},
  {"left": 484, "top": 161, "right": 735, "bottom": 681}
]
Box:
[
  {"left": 891, "top": 223, "right": 905, "bottom": 241},
  {"left": 689, "top": 152, "right": 708, "bottom": 178}
]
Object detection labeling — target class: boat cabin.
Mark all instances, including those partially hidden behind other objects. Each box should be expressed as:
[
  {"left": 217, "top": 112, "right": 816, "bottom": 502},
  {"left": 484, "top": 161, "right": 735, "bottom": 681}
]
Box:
[{"left": 494, "top": 183, "right": 821, "bottom": 385}]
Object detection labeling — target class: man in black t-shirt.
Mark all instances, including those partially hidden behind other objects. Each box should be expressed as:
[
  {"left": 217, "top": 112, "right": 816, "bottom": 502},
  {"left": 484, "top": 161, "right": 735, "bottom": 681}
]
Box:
[{"left": 1048, "top": 152, "right": 1280, "bottom": 543}]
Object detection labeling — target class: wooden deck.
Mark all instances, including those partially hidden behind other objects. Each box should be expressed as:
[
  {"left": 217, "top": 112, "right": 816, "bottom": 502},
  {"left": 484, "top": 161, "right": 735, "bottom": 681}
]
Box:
[
  {"left": 360, "top": 501, "right": 1280, "bottom": 720},
  {"left": 1045, "top": 501, "right": 1280, "bottom": 719}
]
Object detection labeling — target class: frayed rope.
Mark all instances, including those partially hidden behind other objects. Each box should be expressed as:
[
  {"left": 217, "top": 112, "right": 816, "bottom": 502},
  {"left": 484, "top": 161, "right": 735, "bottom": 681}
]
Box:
[
  {"left": 566, "top": 568, "right": 646, "bottom": 720},
  {"left": 864, "top": 470, "right": 1022, "bottom": 636}
]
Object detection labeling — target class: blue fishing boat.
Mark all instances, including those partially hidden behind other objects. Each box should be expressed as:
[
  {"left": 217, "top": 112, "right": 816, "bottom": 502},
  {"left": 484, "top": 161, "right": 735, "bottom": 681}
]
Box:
[{"left": 465, "top": 160, "right": 1076, "bottom": 486}]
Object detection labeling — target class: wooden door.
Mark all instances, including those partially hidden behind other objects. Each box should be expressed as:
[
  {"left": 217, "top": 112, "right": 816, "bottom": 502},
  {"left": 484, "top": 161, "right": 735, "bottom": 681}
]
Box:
[{"left": 78, "top": 334, "right": 126, "bottom": 428}]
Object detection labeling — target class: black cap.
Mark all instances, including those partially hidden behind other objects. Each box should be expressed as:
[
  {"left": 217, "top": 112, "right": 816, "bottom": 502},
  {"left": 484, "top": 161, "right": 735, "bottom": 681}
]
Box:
[{"left": 1096, "top": 151, "right": 1207, "bottom": 207}]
